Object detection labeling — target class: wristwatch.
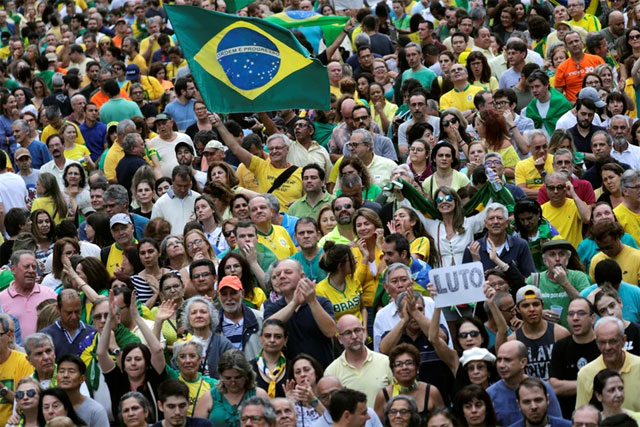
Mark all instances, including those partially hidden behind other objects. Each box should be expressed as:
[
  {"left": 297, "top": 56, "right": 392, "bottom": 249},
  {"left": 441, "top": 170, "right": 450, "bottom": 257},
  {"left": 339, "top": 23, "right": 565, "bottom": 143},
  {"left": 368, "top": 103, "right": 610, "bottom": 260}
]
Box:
[
  {"left": 111, "top": 348, "right": 121, "bottom": 356},
  {"left": 0, "top": 386, "right": 8, "bottom": 397}
]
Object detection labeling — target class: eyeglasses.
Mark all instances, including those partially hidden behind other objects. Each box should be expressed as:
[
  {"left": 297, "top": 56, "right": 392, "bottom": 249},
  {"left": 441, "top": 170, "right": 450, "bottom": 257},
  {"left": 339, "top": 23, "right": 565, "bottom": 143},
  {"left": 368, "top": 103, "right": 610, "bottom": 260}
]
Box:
[
  {"left": 16, "top": 389, "right": 37, "bottom": 399},
  {"left": 546, "top": 184, "right": 566, "bottom": 192},
  {"left": 568, "top": 310, "right": 589, "bottom": 317},
  {"left": 494, "top": 100, "right": 510, "bottom": 107},
  {"left": 392, "top": 360, "right": 415, "bottom": 368},
  {"left": 389, "top": 408, "right": 411, "bottom": 416},
  {"left": 442, "top": 117, "right": 458, "bottom": 127},
  {"left": 436, "top": 195, "right": 454, "bottom": 204},
  {"left": 192, "top": 272, "right": 211, "bottom": 280},
  {"left": 485, "top": 160, "right": 502, "bottom": 167},
  {"left": 0, "top": 329, "right": 11, "bottom": 336},
  {"left": 186, "top": 239, "right": 204, "bottom": 249},
  {"left": 353, "top": 115, "right": 369, "bottom": 122},
  {"left": 348, "top": 142, "right": 362, "bottom": 149},
  {"left": 458, "top": 331, "right": 481, "bottom": 339},
  {"left": 338, "top": 327, "right": 364, "bottom": 337},
  {"left": 240, "top": 416, "right": 265, "bottom": 423},
  {"left": 92, "top": 313, "right": 109, "bottom": 320},
  {"left": 334, "top": 203, "right": 353, "bottom": 212},
  {"left": 631, "top": 34, "right": 640, "bottom": 40},
  {"left": 269, "top": 145, "right": 286, "bottom": 151}
]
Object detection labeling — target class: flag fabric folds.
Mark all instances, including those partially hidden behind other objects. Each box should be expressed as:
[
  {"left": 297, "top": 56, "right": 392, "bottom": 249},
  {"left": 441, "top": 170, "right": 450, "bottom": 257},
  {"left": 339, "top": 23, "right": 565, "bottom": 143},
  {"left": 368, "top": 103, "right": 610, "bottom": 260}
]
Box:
[
  {"left": 264, "top": 10, "right": 349, "bottom": 28},
  {"left": 225, "top": 0, "right": 252, "bottom": 13},
  {"left": 165, "top": 5, "right": 331, "bottom": 113}
]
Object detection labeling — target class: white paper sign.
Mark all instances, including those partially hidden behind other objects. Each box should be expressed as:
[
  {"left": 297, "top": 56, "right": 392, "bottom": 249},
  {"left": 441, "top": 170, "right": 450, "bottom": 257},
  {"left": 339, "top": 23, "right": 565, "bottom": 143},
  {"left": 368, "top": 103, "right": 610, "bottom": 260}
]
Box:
[{"left": 429, "top": 262, "right": 487, "bottom": 308}]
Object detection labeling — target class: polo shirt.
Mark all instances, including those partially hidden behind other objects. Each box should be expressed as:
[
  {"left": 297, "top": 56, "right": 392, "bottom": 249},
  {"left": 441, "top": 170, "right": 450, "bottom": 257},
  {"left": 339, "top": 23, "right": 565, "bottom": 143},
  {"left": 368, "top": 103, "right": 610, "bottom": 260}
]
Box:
[
  {"left": 611, "top": 143, "right": 640, "bottom": 170},
  {"left": 580, "top": 281, "right": 640, "bottom": 323},
  {"left": 40, "top": 319, "right": 97, "bottom": 358},
  {"left": 286, "top": 140, "right": 332, "bottom": 175},
  {"left": 257, "top": 224, "right": 296, "bottom": 260},
  {"left": 365, "top": 154, "right": 397, "bottom": 188},
  {"left": 248, "top": 155, "right": 303, "bottom": 212},
  {"left": 570, "top": 14, "right": 602, "bottom": 33},
  {"left": 576, "top": 351, "right": 640, "bottom": 411},
  {"left": 614, "top": 203, "right": 640, "bottom": 247},
  {"left": 287, "top": 192, "right": 335, "bottom": 220},
  {"left": 590, "top": 244, "right": 640, "bottom": 286},
  {"left": 0, "top": 282, "right": 57, "bottom": 336},
  {"left": 150, "top": 187, "right": 201, "bottom": 235},
  {"left": 318, "top": 225, "right": 355, "bottom": 248},
  {"left": 554, "top": 54, "right": 605, "bottom": 101},
  {"left": 263, "top": 296, "right": 335, "bottom": 368},
  {"left": 514, "top": 155, "right": 554, "bottom": 190},
  {"left": 324, "top": 348, "right": 394, "bottom": 406},
  {"left": 439, "top": 83, "right": 483, "bottom": 112}
]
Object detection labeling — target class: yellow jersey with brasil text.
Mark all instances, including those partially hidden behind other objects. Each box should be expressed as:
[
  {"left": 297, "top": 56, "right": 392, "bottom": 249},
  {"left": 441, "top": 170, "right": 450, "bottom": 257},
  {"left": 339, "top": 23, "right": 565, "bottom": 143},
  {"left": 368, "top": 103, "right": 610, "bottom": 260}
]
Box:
[{"left": 316, "top": 263, "right": 368, "bottom": 322}]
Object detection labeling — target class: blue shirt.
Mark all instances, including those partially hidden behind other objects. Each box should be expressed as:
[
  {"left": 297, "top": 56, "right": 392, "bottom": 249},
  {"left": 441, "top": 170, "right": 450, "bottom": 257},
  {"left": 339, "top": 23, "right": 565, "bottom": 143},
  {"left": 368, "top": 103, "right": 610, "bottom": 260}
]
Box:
[
  {"left": 164, "top": 98, "right": 197, "bottom": 130},
  {"left": 290, "top": 249, "right": 327, "bottom": 283},
  {"left": 580, "top": 282, "right": 640, "bottom": 323},
  {"left": 79, "top": 121, "right": 107, "bottom": 161},
  {"left": 488, "top": 379, "right": 563, "bottom": 427},
  {"left": 22, "top": 140, "right": 52, "bottom": 170},
  {"left": 281, "top": 213, "right": 298, "bottom": 245},
  {"left": 508, "top": 415, "right": 571, "bottom": 427}
]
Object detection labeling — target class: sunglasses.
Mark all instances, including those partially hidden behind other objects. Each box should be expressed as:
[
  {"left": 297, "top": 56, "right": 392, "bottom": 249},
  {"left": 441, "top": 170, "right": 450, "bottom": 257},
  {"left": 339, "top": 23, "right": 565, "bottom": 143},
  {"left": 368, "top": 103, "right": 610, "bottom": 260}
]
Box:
[
  {"left": 335, "top": 203, "right": 353, "bottom": 212},
  {"left": 436, "top": 195, "right": 454, "bottom": 204},
  {"left": 16, "top": 389, "right": 37, "bottom": 399},
  {"left": 223, "top": 229, "right": 235, "bottom": 237},
  {"left": 458, "top": 331, "right": 481, "bottom": 339},
  {"left": 442, "top": 117, "right": 458, "bottom": 127}
]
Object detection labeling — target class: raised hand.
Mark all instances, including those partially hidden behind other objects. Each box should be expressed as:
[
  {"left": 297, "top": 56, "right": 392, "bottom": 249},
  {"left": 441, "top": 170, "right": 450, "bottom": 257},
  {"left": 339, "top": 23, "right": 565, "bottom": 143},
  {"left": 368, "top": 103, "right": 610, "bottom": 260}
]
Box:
[
  {"left": 155, "top": 299, "right": 176, "bottom": 322},
  {"left": 387, "top": 220, "right": 397, "bottom": 234}
]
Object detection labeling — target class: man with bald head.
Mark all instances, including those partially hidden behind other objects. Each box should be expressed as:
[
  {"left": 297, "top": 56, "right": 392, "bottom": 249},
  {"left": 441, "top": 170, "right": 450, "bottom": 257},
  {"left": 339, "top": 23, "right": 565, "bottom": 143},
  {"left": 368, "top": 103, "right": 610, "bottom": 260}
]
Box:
[
  {"left": 312, "top": 376, "right": 383, "bottom": 427},
  {"left": 264, "top": 259, "right": 337, "bottom": 368},
  {"left": 328, "top": 61, "right": 343, "bottom": 97},
  {"left": 272, "top": 398, "right": 298, "bottom": 427},
  {"left": 572, "top": 405, "right": 601, "bottom": 427},
  {"left": 40, "top": 289, "right": 97, "bottom": 357},
  {"left": 576, "top": 316, "right": 640, "bottom": 411},
  {"left": 329, "top": 98, "right": 358, "bottom": 162},
  {"left": 324, "top": 315, "right": 394, "bottom": 407},
  {"left": 487, "top": 341, "right": 563, "bottom": 426},
  {"left": 601, "top": 11, "right": 625, "bottom": 52}
]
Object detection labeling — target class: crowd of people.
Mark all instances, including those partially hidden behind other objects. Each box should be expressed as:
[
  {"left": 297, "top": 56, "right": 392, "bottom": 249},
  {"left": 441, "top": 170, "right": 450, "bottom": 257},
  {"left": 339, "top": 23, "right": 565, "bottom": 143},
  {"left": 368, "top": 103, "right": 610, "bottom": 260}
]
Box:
[{"left": 3, "top": 0, "right": 640, "bottom": 425}]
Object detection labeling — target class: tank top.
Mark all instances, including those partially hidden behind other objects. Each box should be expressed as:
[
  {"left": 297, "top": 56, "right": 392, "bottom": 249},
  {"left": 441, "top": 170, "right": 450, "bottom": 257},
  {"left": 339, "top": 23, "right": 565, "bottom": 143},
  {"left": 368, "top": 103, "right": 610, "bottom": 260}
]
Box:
[
  {"left": 516, "top": 322, "right": 555, "bottom": 381},
  {"left": 208, "top": 387, "right": 256, "bottom": 427},
  {"left": 382, "top": 383, "right": 431, "bottom": 425}
]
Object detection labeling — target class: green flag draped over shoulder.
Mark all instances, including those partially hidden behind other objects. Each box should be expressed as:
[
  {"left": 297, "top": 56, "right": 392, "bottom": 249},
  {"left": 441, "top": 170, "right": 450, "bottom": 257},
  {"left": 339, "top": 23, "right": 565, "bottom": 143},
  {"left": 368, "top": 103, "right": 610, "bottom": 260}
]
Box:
[
  {"left": 265, "top": 10, "right": 349, "bottom": 28},
  {"left": 165, "top": 5, "right": 331, "bottom": 113}
]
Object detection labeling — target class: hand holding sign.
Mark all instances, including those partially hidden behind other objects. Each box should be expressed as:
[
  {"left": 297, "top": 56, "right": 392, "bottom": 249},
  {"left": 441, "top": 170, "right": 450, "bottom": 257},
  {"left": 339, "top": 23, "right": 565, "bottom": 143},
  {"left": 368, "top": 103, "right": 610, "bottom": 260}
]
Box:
[{"left": 428, "top": 262, "right": 487, "bottom": 308}]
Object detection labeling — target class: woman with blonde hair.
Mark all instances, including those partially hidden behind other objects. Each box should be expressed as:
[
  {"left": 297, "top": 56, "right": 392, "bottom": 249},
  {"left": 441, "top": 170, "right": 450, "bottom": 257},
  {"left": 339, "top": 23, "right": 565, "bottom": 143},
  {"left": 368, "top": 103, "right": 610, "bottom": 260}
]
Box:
[
  {"left": 60, "top": 123, "right": 95, "bottom": 170},
  {"left": 32, "top": 171, "right": 69, "bottom": 224},
  {"left": 317, "top": 204, "right": 337, "bottom": 236},
  {"left": 181, "top": 229, "right": 218, "bottom": 294},
  {"left": 6, "top": 376, "right": 43, "bottom": 427}
]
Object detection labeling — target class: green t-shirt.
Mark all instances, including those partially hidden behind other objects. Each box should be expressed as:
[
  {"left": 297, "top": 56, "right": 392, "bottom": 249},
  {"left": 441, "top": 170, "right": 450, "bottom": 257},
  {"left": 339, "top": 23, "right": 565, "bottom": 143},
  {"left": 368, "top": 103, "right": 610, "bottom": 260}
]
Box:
[{"left": 526, "top": 270, "right": 591, "bottom": 328}]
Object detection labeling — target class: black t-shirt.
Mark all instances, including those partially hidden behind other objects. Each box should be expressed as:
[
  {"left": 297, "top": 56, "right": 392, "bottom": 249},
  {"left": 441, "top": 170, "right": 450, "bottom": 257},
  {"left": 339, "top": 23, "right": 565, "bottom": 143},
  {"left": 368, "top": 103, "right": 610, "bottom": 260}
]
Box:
[
  {"left": 624, "top": 322, "right": 640, "bottom": 356},
  {"left": 550, "top": 336, "right": 601, "bottom": 419}
]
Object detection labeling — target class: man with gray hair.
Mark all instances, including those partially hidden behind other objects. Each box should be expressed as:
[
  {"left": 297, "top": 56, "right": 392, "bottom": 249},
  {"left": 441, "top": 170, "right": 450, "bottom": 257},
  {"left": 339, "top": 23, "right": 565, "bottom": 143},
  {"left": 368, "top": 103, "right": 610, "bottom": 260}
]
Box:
[
  {"left": 576, "top": 316, "right": 640, "bottom": 411},
  {"left": 103, "top": 183, "right": 149, "bottom": 240},
  {"left": 482, "top": 152, "right": 527, "bottom": 201},
  {"left": 249, "top": 194, "right": 296, "bottom": 260},
  {"left": 462, "top": 202, "right": 536, "bottom": 276},
  {"left": 66, "top": 93, "right": 86, "bottom": 125},
  {"left": 582, "top": 130, "right": 630, "bottom": 189},
  {"left": 263, "top": 193, "right": 298, "bottom": 244},
  {"left": 343, "top": 105, "right": 397, "bottom": 161},
  {"left": 272, "top": 397, "right": 298, "bottom": 426},
  {"left": 23, "top": 333, "right": 63, "bottom": 388},
  {"left": 240, "top": 396, "right": 277, "bottom": 426},
  {"left": 401, "top": 42, "right": 437, "bottom": 88},
  {"left": 515, "top": 130, "right": 554, "bottom": 197},
  {"left": 541, "top": 172, "right": 591, "bottom": 248},
  {"left": 11, "top": 118, "right": 51, "bottom": 170},
  {"left": 610, "top": 114, "right": 640, "bottom": 170},
  {"left": 213, "top": 114, "right": 303, "bottom": 210},
  {"left": 537, "top": 148, "right": 596, "bottom": 206},
  {"left": 614, "top": 169, "right": 640, "bottom": 246},
  {"left": 349, "top": 129, "right": 397, "bottom": 188},
  {"left": 115, "top": 133, "right": 147, "bottom": 194},
  {"left": 103, "top": 118, "right": 137, "bottom": 183},
  {"left": 264, "top": 259, "right": 337, "bottom": 368}
]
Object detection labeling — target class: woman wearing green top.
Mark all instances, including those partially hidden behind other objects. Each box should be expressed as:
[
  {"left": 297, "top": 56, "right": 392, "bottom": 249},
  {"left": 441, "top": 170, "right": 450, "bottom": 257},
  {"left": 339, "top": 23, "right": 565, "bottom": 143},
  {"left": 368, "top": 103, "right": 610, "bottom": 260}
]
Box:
[
  {"left": 335, "top": 155, "right": 382, "bottom": 202},
  {"left": 194, "top": 349, "right": 269, "bottom": 426},
  {"left": 152, "top": 272, "right": 185, "bottom": 358}
]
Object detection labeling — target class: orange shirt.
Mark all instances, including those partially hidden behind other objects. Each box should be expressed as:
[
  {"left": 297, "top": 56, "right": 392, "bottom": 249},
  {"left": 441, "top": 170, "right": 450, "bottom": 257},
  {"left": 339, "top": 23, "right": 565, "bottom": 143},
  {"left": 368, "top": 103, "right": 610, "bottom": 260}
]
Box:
[
  {"left": 90, "top": 88, "right": 131, "bottom": 109},
  {"left": 554, "top": 53, "right": 605, "bottom": 102}
]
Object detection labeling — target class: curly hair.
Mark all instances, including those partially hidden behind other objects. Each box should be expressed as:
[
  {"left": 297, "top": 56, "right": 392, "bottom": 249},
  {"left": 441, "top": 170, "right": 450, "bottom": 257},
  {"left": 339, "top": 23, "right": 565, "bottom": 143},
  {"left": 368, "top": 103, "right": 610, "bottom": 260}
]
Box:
[
  {"left": 217, "top": 349, "right": 257, "bottom": 393},
  {"left": 339, "top": 155, "right": 373, "bottom": 189}
]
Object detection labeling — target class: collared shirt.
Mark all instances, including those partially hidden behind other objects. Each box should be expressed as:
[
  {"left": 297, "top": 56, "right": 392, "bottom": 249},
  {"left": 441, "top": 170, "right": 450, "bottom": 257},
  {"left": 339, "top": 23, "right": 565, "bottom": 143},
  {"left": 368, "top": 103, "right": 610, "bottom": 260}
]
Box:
[
  {"left": 40, "top": 158, "right": 80, "bottom": 189},
  {"left": 612, "top": 143, "right": 640, "bottom": 170},
  {"left": 151, "top": 187, "right": 201, "bottom": 235},
  {"left": 318, "top": 225, "right": 355, "bottom": 249},
  {"left": 287, "top": 192, "right": 335, "bottom": 220},
  {"left": 0, "top": 282, "right": 57, "bottom": 337},
  {"left": 287, "top": 140, "right": 332, "bottom": 176},
  {"left": 366, "top": 154, "right": 397, "bottom": 188}
]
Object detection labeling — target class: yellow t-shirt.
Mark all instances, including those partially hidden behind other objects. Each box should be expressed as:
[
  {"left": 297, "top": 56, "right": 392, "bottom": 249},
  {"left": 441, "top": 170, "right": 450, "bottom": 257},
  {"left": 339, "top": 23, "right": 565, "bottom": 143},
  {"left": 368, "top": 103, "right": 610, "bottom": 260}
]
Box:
[
  {"left": 515, "top": 155, "right": 554, "bottom": 190},
  {"left": 410, "top": 237, "right": 430, "bottom": 260},
  {"left": 315, "top": 263, "right": 368, "bottom": 322},
  {"left": 245, "top": 286, "right": 267, "bottom": 310},
  {"left": 41, "top": 122, "right": 85, "bottom": 146},
  {"left": 257, "top": 225, "right": 296, "bottom": 260},
  {"left": 103, "top": 142, "right": 154, "bottom": 181},
  {"left": 570, "top": 14, "right": 601, "bottom": 33},
  {"left": 589, "top": 244, "right": 640, "bottom": 286},
  {"left": 614, "top": 203, "right": 640, "bottom": 247},
  {"left": 105, "top": 243, "right": 126, "bottom": 276},
  {"left": 140, "top": 36, "right": 174, "bottom": 64},
  {"left": 236, "top": 163, "right": 260, "bottom": 192},
  {"left": 64, "top": 143, "right": 91, "bottom": 164},
  {"left": 492, "top": 145, "right": 520, "bottom": 169},
  {"left": 31, "top": 196, "right": 67, "bottom": 224},
  {"left": 541, "top": 199, "right": 583, "bottom": 249},
  {"left": 248, "top": 155, "right": 303, "bottom": 212},
  {"left": 352, "top": 246, "right": 382, "bottom": 307},
  {"left": 0, "top": 351, "right": 35, "bottom": 426},
  {"left": 439, "top": 84, "right": 483, "bottom": 112}
]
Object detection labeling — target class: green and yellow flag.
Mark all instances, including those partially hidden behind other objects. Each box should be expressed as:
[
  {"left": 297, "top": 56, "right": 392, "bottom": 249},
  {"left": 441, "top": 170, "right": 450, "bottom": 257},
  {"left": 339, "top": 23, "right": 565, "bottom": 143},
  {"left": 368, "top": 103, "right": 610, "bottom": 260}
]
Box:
[
  {"left": 264, "top": 10, "right": 349, "bottom": 28},
  {"left": 165, "top": 5, "right": 331, "bottom": 113}
]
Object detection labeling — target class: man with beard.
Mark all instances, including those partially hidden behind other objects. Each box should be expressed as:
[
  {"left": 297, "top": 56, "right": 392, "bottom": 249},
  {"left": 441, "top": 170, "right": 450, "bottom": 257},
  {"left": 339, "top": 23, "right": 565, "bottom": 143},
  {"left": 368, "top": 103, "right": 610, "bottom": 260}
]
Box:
[
  {"left": 175, "top": 141, "right": 206, "bottom": 188},
  {"left": 508, "top": 286, "right": 570, "bottom": 381},
  {"left": 568, "top": 98, "right": 607, "bottom": 156},
  {"left": 288, "top": 164, "right": 334, "bottom": 220},
  {"left": 537, "top": 149, "right": 596, "bottom": 206},
  {"left": 290, "top": 218, "right": 327, "bottom": 283},
  {"left": 583, "top": 131, "right": 631, "bottom": 189},
  {"left": 318, "top": 196, "right": 357, "bottom": 247},
  {"left": 541, "top": 172, "right": 592, "bottom": 249},
  {"left": 549, "top": 298, "right": 600, "bottom": 419},
  {"left": 325, "top": 315, "right": 394, "bottom": 406},
  {"left": 511, "top": 377, "right": 571, "bottom": 427},
  {"left": 610, "top": 114, "right": 640, "bottom": 170},
  {"left": 525, "top": 240, "right": 591, "bottom": 329},
  {"left": 216, "top": 276, "right": 262, "bottom": 361}
]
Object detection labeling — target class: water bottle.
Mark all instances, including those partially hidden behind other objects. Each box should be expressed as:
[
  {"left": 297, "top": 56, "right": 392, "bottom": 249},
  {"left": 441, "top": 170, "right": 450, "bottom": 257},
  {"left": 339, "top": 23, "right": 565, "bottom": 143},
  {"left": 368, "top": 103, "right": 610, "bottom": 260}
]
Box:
[{"left": 485, "top": 165, "right": 503, "bottom": 192}]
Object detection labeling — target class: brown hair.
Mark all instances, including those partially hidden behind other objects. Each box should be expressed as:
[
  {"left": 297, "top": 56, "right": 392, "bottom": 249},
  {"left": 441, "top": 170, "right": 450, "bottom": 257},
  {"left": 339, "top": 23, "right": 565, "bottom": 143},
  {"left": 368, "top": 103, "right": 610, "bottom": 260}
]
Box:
[{"left": 52, "top": 237, "right": 80, "bottom": 279}]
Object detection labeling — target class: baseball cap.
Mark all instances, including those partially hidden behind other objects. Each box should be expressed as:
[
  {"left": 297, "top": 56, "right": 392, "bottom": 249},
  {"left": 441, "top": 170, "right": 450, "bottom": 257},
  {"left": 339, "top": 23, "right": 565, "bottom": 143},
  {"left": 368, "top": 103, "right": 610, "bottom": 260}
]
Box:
[
  {"left": 553, "top": 20, "right": 572, "bottom": 29},
  {"left": 218, "top": 276, "right": 243, "bottom": 292},
  {"left": 175, "top": 141, "right": 194, "bottom": 154},
  {"left": 516, "top": 285, "right": 543, "bottom": 304},
  {"left": 460, "top": 348, "right": 496, "bottom": 367},
  {"left": 578, "top": 87, "right": 607, "bottom": 108},
  {"left": 155, "top": 113, "right": 170, "bottom": 121},
  {"left": 204, "top": 140, "right": 226, "bottom": 152},
  {"left": 15, "top": 147, "right": 30, "bottom": 160},
  {"left": 110, "top": 213, "right": 132, "bottom": 228},
  {"left": 126, "top": 64, "right": 140, "bottom": 81},
  {"left": 45, "top": 52, "right": 57, "bottom": 62},
  {"left": 541, "top": 239, "right": 574, "bottom": 254}
]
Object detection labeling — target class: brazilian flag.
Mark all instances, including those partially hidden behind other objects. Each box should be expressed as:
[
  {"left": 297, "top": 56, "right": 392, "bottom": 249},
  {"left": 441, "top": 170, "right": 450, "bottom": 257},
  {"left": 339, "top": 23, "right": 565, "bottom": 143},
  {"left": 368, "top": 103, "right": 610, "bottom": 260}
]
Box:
[
  {"left": 265, "top": 10, "right": 349, "bottom": 28},
  {"left": 165, "top": 5, "right": 331, "bottom": 113}
]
